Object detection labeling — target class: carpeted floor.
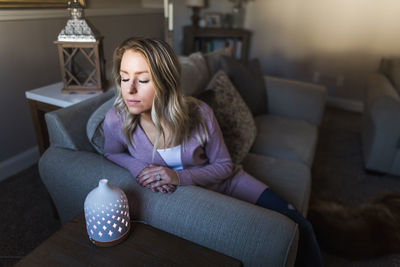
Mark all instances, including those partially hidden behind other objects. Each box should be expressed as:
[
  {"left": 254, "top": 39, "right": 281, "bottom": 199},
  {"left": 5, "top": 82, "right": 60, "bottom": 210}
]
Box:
[
  {"left": 0, "top": 107, "right": 399, "bottom": 266},
  {"left": 0, "top": 164, "right": 61, "bottom": 267},
  {"left": 311, "top": 107, "right": 400, "bottom": 267},
  {"left": 311, "top": 108, "right": 400, "bottom": 206}
]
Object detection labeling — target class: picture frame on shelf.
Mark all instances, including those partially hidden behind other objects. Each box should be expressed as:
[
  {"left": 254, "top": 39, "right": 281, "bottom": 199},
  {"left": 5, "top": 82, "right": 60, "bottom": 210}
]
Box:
[{"left": 204, "top": 12, "right": 222, "bottom": 28}]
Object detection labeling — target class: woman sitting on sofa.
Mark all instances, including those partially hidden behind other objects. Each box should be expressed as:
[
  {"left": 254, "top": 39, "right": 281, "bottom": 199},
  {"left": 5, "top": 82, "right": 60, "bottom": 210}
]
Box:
[{"left": 103, "top": 36, "right": 322, "bottom": 267}]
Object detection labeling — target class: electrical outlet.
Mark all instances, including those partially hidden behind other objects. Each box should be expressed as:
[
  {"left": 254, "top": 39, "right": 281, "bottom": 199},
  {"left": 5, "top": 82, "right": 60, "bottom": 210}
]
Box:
[
  {"left": 337, "top": 75, "right": 344, "bottom": 87},
  {"left": 312, "top": 72, "right": 320, "bottom": 83}
]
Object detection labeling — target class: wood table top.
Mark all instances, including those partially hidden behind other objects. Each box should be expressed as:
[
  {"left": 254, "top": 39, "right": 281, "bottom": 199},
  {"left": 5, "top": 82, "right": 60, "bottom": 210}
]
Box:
[{"left": 16, "top": 213, "right": 242, "bottom": 267}]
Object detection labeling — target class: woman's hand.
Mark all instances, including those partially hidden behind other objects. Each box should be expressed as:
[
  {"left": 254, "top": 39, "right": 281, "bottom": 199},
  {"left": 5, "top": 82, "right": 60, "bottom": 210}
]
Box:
[
  {"left": 155, "top": 184, "right": 177, "bottom": 194},
  {"left": 137, "top": 165, "right": 179, "bottom": 192},
  {"left": 137, "top": 169, "right": 176, "bottom": 193},
  {"left": 140, "top": 182, "right": 176, "bottom": 194}
]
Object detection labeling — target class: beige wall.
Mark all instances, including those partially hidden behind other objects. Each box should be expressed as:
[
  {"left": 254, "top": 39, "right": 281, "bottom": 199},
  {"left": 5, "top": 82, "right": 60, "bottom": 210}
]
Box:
[
  {"left": 245, "top": 0, "right": 400, "bottom": 101},
  {"left": 0, "top": 9, "right": 163, "bottom": 162}
]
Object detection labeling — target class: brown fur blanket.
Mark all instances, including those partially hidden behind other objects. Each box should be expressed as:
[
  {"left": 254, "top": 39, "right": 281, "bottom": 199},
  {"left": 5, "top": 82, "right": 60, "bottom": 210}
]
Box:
[{"left": 308, "top": 192, "right": 400, "bottom": 259}]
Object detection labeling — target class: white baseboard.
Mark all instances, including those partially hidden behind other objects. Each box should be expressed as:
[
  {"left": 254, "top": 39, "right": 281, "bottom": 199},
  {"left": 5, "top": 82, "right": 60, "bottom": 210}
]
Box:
[
  {"left": 0, "top": 146, "right": 40, "bottom": 183},
  {"left": 327, "top": 97, "right": 364, "bottom": 113}
]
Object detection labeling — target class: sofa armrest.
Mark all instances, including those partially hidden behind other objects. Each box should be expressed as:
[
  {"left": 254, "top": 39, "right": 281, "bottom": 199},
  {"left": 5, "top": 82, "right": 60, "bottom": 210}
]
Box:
[
  {"left": 40, "top": 146, "right": 298, "bottom": 267},
  {"left": 365, "top": 73, "right": 400, "bottom": 134},
  {"left": 366, "top": 73, "right": 400, "bottom": 105},
  {"left": 264, "top": 76, "right": 327, "bottom": 126},
  {"left": 45, "top": 89, "right": 114, "bottom": 152},
  {"left": 362, "top": 73, "right": 400, "bottom": 170}
]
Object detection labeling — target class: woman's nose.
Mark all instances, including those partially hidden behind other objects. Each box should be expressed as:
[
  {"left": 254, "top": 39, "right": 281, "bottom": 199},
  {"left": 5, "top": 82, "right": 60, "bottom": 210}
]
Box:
[{"left": 127, "top": 82, "right": 137, "bottom": 94}]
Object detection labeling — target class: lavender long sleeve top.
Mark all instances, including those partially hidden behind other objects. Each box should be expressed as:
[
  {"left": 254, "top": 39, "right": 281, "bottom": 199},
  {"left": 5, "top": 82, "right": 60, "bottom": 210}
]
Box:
[{"left": 103, "top": 101, "right": 267, "bottom": 204}]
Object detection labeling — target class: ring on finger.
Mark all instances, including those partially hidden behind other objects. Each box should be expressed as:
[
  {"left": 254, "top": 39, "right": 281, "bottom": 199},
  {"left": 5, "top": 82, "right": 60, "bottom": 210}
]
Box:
[{"left": 156, "top": 173, "right": 161, "bottom": 181}]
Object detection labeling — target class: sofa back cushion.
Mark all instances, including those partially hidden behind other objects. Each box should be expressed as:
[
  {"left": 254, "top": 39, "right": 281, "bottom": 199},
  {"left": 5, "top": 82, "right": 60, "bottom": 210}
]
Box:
[
  {"left": 179, "top": 52, "right": 210, "bottom": 96},
  {"left": 198, "top": 70, "right": 257, "bottom": 164},
  {"left": 86, "top": 97, "right": 115, "bottom": 154},
  {"left": 203, "top": 47, "right": 232, "bottom": 75},
  {"left": 220, "top": 56, "right": 268, "bottom": 116},
  {"left": 379, "top": 58, "right": 400, "bottom": 96}
]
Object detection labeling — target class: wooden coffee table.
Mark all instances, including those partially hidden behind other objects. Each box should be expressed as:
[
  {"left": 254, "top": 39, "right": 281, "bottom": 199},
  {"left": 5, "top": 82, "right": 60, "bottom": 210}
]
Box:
[{"left": 15, "top": 213, "right": 241, "bottom": 266}]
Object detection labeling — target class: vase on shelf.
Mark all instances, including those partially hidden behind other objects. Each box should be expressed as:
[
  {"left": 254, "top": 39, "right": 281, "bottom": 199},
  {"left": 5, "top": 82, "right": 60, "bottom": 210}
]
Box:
[
  {"left": 231, "top": 5, "right": 245, "bottom": 28},
  {"left": 229, "top": 0, "right": 251, "bottom": 28}
]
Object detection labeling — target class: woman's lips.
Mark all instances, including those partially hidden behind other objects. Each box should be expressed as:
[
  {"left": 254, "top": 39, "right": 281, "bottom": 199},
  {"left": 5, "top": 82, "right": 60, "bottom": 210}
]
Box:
[{"left": 126, "top": 100, "right": 140, "bottom": 105}]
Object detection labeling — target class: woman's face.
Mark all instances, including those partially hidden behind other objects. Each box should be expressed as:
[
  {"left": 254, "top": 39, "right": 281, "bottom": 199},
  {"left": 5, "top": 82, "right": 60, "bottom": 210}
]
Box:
[{"left": 120, "top": 49, "right": 156, "bottom": 117}]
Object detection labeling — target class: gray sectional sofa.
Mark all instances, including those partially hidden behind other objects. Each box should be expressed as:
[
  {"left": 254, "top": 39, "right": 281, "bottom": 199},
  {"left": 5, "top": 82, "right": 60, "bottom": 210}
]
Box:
[{"left": 39, "top": 51, "right": 326, "bottom": 266}]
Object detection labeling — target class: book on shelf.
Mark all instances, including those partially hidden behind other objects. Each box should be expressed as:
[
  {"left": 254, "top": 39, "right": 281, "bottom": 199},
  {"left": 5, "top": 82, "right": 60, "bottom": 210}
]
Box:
[
  {"left": 194, "top": 38, "right": 243, "bottom": 59},
  {"left": 234, "top": 40, "right": 242, "bottom": 59}
]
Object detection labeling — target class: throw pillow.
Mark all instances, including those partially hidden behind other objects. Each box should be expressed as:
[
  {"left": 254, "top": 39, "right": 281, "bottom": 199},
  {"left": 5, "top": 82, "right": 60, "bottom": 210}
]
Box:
[
  {"left": 178, "top": 52, "right": 210, "bottom": 97},
  {"left": 86, "top": 96, "right": 115, "bottom": 154},
  {"left": 199, "top": 70, "right": 257, "bottom": 164},
  {"left": 220, "top": 56, "right": 268, "bottom": 116}
]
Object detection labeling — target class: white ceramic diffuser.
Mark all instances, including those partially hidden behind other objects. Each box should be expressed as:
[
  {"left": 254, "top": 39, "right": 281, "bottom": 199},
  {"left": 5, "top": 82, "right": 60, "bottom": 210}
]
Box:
[{"left": 84, "top": 179, "right": 131, "bottom": 247}]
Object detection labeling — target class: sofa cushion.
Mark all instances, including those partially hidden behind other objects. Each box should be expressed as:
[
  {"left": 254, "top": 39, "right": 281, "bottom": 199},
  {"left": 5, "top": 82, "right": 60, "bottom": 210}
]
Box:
[
  {"left": 199, "top": 70, "right": 257, "bottom": 164},
  {"left": 179, "top": 52, "right": 210, "bottom": 96},
  {"left": 251, "top": 114, "right": 318, "bottom": 166},
  {"left": 241, "top": 153, "right": 311, "bottom": 215},
  {"left": 220, "top": 56, "right": 268, "bottom": 116},
  {"left": 86, "top": 97, "right": 115, "bottom": 154},
  {"left": 203, "top": 47, "right": 232, "bottom": 75},
  {"left": 379, "top": 58, "right": 400, "bottom": 96}
]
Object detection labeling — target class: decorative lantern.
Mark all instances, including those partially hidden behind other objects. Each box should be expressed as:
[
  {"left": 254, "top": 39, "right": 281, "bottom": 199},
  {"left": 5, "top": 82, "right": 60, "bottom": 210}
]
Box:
[
  {"left": 55, "top": 0, "right": 103, "bottom": 94},
  {"left": 84, "top": 179, "right": 131, "bottom": 247}
]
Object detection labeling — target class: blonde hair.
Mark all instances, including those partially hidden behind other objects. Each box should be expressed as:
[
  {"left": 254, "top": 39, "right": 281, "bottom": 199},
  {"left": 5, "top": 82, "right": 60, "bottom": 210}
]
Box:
[{"left": 112, "top": 37, "right": 208, "bottom": 156}]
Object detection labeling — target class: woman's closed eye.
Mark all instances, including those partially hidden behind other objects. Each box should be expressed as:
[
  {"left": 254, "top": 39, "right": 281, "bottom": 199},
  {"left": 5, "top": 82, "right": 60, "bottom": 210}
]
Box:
[
  {"left": 139, "top": 80, "right": 149, "bottom": 84},
  {"left": 121, "top": 78, "right": 129, "bottom": 82}
]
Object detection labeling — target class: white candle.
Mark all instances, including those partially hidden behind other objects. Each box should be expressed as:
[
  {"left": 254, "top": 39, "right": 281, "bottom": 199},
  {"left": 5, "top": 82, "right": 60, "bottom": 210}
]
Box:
[
  {"left": 164, "top": 0, "right": 168, "bottom": 18},
  {"left": 168, "top": 3, "right": 173, "bottom": 31}
]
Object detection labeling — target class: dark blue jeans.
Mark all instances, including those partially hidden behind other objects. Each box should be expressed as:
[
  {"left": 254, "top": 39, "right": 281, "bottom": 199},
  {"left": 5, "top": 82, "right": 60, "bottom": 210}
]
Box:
[{"left": 256, "top": 188, "right": 323, "bottom": 267}]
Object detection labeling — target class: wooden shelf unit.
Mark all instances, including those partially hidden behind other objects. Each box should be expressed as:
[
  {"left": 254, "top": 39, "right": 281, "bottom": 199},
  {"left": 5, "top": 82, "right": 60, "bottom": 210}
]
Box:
[{"left": 183, "top": 26, "right": 251, "bottom": 62}]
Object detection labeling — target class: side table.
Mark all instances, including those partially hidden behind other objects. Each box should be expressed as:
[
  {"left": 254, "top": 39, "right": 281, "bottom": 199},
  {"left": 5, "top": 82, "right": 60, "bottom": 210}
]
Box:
[
  {"left": 15, "top": 213, "right": 242, "bottom": 266},
  {"left": 25, "top": 82, "right": 99, "bottom": 155}
]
